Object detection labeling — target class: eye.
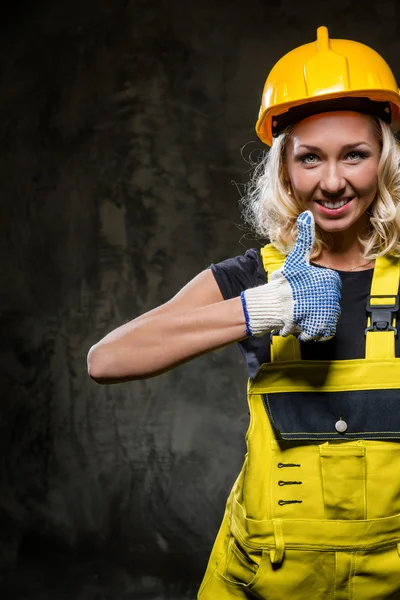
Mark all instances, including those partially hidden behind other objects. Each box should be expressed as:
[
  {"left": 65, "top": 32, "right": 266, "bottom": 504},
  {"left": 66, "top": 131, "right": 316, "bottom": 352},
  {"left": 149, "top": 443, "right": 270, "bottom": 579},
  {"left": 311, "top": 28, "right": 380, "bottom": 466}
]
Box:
[
  {"left": 299, "top": 153, "right": 320, "bottom": 165},
  {"left": 345, "top": 150, "right": 369, "bottom": 161}
]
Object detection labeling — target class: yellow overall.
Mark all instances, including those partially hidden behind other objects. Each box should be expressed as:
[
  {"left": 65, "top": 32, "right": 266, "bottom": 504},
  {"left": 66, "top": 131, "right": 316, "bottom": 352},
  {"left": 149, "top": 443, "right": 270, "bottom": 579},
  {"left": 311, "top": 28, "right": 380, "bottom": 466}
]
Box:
[{"left": 198, "top": 247, "right": 400, "bottom": 600}]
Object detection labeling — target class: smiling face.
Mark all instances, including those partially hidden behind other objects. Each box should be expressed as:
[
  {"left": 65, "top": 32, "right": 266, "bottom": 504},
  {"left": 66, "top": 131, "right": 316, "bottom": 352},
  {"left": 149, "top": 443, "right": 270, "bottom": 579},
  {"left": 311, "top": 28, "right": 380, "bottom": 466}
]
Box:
[{"left": 285, "top": 111, "right": 381, "bottom": 238}]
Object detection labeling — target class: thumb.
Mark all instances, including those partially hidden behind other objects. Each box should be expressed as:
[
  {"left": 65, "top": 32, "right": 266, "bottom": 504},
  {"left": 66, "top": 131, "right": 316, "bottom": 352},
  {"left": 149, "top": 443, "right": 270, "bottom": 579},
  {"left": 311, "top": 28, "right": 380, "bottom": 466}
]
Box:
[{"left": 288, "top": 210, "right": 315, "bottom": 267}]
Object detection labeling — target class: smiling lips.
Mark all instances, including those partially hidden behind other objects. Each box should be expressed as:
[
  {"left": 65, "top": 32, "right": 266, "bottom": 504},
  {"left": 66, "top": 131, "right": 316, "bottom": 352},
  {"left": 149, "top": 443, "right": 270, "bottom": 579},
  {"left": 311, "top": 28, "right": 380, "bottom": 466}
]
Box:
[{"left": 315, "top": 197, "right": 354, "bottom": 211}]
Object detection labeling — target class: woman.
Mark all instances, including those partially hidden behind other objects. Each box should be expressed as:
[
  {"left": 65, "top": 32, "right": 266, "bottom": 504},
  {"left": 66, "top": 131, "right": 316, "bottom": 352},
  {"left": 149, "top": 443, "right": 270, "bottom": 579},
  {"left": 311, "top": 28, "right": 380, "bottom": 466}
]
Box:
[{"left": 88, "top": 27, "right": 400, "bottom": 598}]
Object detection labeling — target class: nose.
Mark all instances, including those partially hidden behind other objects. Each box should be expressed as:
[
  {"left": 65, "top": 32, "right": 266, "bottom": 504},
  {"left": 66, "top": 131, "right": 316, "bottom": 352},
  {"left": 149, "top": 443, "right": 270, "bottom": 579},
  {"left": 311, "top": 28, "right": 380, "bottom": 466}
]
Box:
[{"left": 319, "top": 162, "right": 346, "bottom": 196}]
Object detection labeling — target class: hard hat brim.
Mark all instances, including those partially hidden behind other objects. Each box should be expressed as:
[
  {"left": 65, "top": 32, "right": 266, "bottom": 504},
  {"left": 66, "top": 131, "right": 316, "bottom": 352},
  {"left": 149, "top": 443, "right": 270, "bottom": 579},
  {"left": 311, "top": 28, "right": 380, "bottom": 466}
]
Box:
[{"left": 257, "top": 89, "right": 400, "bottom": 146}]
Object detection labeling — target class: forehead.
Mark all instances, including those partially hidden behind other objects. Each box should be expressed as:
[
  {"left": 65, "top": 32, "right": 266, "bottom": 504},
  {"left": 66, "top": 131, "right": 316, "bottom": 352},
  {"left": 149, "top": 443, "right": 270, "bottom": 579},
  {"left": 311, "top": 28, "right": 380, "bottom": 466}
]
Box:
[{"left": 288, "top": 111, "right": 377, "bottom": 148}]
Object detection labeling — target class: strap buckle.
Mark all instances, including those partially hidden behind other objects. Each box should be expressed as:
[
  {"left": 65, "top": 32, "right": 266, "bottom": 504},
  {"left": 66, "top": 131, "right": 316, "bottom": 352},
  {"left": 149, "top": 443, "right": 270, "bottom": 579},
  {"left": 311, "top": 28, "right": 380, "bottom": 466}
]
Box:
[{"left": 365, "top": 294, "right": 399, "bottom": 335}]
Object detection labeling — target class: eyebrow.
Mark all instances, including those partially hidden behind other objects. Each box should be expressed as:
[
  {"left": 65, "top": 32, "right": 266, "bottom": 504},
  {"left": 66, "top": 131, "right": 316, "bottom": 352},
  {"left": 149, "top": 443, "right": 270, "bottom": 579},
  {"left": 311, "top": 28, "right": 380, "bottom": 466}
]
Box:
[{"left": 297, "top": 142, "right": 372, "bottom": 152}]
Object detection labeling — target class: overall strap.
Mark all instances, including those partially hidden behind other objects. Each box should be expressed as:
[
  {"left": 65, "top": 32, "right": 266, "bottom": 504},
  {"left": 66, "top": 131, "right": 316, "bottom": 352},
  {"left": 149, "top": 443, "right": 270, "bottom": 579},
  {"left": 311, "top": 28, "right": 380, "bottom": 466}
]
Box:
[
  {"left": 261, "top": 244, "right": 301, "bottom": 362},
  {"left": 365, "top": 255, "right": 400, "bottom": 359}
]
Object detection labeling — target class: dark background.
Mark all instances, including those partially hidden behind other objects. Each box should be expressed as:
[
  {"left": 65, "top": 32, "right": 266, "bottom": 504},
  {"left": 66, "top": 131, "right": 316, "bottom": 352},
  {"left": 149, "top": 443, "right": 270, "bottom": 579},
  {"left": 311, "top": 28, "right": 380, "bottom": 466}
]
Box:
[{"left": 2, "top": 1, "right": 400, "bottom": 598}]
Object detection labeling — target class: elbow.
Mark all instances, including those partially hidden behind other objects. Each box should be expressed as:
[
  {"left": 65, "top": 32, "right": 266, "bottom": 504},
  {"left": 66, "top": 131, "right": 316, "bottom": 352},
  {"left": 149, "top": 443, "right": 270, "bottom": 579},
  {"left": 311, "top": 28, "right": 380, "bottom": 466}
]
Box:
[
  {"left": 87, "top": 342, "right": 144, "bottom": 384},
  {"left": 87, "top": 344, "right": 111, "bottom": 384}
]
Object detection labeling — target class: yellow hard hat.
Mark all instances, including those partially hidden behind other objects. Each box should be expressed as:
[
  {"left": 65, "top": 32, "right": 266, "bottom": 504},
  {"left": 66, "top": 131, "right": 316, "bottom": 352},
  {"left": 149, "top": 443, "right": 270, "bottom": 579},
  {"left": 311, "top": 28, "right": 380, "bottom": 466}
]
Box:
[{"left": 256, "top": 26, "right": 400, "bottom": 146}]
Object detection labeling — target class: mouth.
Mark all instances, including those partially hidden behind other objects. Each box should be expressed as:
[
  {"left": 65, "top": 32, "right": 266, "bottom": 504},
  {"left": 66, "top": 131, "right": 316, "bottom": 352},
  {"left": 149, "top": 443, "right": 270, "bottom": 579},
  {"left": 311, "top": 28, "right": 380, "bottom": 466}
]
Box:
[{"left": 315, "top": 197, "right": 354, "bottom": 215}]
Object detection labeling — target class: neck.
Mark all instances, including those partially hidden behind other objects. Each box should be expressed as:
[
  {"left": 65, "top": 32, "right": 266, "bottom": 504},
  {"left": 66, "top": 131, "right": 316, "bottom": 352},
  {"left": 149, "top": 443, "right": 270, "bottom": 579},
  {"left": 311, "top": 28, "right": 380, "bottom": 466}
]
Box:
[
  {"left": 315, "top": 250, "right": 373, "bottom": 272},
  {"left": 315, "top": 224, "right": 373, "bottom": 271}
]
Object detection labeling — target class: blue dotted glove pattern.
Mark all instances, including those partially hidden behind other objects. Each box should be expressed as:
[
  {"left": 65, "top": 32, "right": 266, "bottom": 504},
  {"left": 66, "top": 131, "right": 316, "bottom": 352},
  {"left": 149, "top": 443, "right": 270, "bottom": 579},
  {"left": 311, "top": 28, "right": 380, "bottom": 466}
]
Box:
[{"left": 275, "top": 211, "right": 342, "bottom": 342}]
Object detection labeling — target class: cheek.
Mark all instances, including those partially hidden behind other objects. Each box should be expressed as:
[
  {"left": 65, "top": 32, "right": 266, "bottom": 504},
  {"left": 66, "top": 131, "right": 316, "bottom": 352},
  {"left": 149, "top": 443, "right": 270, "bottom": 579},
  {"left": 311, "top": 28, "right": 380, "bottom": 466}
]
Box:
[
  {"left": 288, "top": 168, "right": 317, "bottom": 197},
  {"left": 350, "top": 165, "right": 379, "bottom": 198}
]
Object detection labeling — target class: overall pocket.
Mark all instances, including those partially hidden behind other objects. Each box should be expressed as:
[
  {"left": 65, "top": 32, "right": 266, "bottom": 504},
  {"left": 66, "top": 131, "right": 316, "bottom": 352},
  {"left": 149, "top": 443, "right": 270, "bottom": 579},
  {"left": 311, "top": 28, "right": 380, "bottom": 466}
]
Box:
[
  {"left": 352, "top": 543, "right": 400, "bottom": 599},
  {"left": 214, "top": 537, "right": 335, "bottom": 599},
  {"left": 215, "top": 536, "right": 266, "bottom": 590},
  {"left": 319, "top": 442, "right": 366, "bottom": 520}
]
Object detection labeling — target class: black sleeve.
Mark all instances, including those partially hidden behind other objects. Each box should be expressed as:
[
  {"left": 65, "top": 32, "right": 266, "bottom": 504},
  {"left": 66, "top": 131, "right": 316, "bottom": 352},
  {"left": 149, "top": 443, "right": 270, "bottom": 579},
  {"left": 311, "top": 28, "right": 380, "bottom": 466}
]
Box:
[
  {"left": 210, "top": 248, "right": 266, "bottom": 300},
  {"left": 210, "top": 248, "right": 271, "bottom": 378}
]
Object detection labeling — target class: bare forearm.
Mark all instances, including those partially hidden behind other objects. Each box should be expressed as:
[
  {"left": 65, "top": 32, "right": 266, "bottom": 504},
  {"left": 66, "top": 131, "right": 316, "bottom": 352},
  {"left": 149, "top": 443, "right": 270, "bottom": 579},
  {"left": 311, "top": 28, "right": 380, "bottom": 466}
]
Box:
[{"left": 87, "top": 296, "right": 247, "bottom": 383}]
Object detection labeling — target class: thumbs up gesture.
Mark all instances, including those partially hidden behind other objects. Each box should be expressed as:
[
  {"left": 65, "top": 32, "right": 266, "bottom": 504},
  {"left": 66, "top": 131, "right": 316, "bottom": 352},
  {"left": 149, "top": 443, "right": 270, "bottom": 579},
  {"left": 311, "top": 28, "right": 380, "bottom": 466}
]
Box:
[
  {"left": 241, "top": 211, "right": 342, "bottom": 342},
  {"left": 271, "top": 211, "right": 342, "bottom": 341}
]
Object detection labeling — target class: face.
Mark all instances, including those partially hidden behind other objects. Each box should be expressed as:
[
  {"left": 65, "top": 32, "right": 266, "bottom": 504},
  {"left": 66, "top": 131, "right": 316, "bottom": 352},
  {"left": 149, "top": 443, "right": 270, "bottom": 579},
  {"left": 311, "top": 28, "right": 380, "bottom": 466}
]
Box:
[{"left": 285, "top": 111, "right": 381, "bottom": 236}]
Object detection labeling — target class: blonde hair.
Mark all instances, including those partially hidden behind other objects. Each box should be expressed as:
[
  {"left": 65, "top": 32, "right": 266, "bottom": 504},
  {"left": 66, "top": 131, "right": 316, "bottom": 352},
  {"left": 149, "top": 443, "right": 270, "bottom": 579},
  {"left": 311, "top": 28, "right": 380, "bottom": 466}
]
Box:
[{"left": 241, "top": 118, "right": 400, "bottom": 259}]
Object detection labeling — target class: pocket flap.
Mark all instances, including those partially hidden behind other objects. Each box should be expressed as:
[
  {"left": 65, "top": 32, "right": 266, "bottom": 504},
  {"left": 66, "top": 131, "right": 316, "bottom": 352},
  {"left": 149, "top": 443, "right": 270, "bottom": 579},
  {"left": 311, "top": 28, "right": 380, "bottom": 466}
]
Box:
[{"left": 263, "top": 389, "right": 400, "bottom": 441}]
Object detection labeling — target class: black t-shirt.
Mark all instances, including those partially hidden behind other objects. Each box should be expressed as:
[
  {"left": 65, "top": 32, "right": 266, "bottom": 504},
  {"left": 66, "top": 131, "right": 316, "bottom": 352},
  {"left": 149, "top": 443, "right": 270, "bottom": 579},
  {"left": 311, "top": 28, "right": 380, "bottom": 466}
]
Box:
[{"left": 210, "top": 249, "right": 400, "bottom": 379}]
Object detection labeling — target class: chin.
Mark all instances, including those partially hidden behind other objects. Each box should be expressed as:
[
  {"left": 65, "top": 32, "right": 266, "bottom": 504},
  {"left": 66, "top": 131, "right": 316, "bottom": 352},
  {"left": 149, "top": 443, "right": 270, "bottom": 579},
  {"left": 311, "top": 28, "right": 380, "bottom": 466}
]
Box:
[
  {"left": 315, "top": 216, "right": 352, "bottom": 229},
  {"left": 314, "top": 211, "right": 366, "bottom": 235}
]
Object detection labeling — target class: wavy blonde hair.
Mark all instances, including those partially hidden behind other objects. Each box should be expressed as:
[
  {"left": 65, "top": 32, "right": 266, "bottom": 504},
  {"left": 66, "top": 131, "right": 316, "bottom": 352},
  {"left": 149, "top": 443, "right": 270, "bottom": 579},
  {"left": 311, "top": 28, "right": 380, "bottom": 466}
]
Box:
[{"left": 241, "top": 118, "right": 400, "bottom": 259}]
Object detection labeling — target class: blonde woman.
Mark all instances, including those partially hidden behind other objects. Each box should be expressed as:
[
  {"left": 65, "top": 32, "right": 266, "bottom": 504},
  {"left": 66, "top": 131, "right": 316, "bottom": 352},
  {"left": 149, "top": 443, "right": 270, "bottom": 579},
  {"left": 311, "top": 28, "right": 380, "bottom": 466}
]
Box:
[{"left": 88, "top": 26, "right": 400, "bottom": 598}]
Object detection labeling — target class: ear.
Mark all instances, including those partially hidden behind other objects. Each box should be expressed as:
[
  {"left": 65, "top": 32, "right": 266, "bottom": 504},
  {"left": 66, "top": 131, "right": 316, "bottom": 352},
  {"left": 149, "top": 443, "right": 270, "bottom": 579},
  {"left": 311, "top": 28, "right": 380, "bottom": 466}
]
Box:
[{"left": 282, "top": 172, "right": 292, "bottom": 196}]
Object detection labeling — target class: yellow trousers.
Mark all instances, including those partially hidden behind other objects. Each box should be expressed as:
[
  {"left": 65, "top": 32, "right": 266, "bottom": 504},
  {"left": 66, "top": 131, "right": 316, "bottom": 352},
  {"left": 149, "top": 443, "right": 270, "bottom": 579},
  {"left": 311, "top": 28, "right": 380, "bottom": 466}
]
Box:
[{"left": 198, "top": 400, "right": 400, "bottom": 599}]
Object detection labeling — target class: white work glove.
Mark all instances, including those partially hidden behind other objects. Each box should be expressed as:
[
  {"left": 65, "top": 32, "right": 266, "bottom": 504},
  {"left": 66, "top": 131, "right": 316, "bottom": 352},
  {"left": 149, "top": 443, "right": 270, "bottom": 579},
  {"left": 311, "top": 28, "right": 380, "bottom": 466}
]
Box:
[{"left": 240, "top": 211, "right": 342, "bottom": 342}]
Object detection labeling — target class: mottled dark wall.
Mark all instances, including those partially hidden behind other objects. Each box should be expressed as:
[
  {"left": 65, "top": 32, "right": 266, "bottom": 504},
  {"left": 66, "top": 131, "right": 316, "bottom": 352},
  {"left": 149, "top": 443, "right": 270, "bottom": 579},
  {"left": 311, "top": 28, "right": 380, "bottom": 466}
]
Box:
[{"left": 2, "top": 0, "right": 400, "bottom": 598}]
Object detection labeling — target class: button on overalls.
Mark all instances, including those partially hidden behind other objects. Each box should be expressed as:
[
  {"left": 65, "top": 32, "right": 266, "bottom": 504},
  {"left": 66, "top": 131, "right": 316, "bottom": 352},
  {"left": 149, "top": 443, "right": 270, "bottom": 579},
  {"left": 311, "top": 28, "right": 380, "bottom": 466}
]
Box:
[{"left": 198, "top": 247, "right": 400, "bottom": 599}]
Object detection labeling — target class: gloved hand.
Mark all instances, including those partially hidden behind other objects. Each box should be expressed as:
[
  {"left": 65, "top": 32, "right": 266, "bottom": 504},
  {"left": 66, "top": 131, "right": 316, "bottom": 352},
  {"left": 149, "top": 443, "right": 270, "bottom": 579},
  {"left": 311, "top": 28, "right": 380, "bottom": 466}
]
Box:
[{"left": 241, "top": 210, "right": 342, "bottom": 342}]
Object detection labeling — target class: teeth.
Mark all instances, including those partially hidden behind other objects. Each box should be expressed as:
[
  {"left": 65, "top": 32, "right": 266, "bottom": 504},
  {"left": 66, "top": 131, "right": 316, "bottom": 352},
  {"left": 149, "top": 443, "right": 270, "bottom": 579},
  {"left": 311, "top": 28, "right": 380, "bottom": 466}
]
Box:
[{"left": 320, "top": 199, "right": 348, "bottom": 209}]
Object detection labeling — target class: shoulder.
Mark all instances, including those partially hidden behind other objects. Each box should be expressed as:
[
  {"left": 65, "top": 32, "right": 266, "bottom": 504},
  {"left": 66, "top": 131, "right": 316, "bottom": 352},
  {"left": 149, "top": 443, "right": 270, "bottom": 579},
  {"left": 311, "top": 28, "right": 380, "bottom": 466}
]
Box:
[{"left": 210, "top": 248, "right": 266, "bottom": 300}]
